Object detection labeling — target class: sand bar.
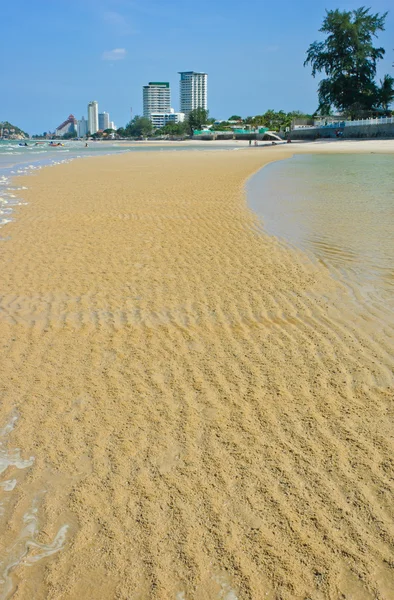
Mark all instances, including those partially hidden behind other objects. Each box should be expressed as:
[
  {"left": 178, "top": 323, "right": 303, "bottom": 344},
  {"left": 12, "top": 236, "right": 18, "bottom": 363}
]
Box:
[{"left": 0, "top": 146, "right": 394, "bottom": 599}]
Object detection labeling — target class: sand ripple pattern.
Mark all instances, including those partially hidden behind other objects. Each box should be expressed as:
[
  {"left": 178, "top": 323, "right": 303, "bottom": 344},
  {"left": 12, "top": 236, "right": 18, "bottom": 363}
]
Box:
[{"left": 0, "top": 151, "right": 393, "bottom": 599}]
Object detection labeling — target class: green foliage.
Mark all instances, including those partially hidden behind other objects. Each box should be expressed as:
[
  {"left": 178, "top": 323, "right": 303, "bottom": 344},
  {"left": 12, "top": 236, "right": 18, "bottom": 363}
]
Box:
[
  {"left": 238, "top": 110, "right": 312, "bottom": 131},
  {"left": 62, "top": 131, "right": 77, "bottom": 139},
  {"left": 228, "top": 115, "right": 242, "bottom": 121},
  {"left": 304, "top": 7, "right": 390, "bottom": 116},
  {"left": 156, "top": 122, "right": 188, "bottom": 136},
  {"left": 378, "top": 75, "right": 394, "bottom": 111},
  {"left": 126, "top": 116, "right": 153, "bottom": 138},
  {"left": 187, "top": 108, "right": 209, "bottom": 134},
  {"left": 0, "top": 120, "right": 28, "bottom": 138},
  {"left": 210, "top": 121, "right": 231, "bottom": 131},
  {"left": 116, "top": 117, "right": 153, "bottom": 138}
]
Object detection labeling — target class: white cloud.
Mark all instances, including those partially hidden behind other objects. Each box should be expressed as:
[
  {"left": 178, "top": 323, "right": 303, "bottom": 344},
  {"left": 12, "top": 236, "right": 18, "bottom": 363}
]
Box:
[
  {"left": 102, "top": 48, "right": 127, "bottom": 61},
  {"left": 102, "top": 10, "right": 132, "bottom": 34}
]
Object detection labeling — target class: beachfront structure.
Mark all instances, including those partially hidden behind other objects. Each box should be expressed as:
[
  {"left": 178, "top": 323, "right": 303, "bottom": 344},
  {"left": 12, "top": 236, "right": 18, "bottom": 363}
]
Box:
[
  {"left": 149, "top": 109, "right": 185, "bottom": 129},
  {"left": 179, "top": 72, "right": 207, "bottom": 116},
  {"left": 88, "top": 101, "right": 99, "bottom": 134},
  {"left": 99, "top": 112, "right": 110, "bottom": 131},
  {"left": 55, "top": 114, "right": 77, "bottom": 137},
  {"left": 77, "top": 116, "right": 88, "bottom": 138},
  {"left": 143, "top": 82, "right": 171, "bottom": 119}
]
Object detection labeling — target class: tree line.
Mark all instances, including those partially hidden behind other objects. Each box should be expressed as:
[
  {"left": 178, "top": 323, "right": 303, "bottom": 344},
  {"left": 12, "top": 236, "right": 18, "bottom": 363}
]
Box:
[{"left": 113, "top": 108, "right": 314, "bottom": 139}]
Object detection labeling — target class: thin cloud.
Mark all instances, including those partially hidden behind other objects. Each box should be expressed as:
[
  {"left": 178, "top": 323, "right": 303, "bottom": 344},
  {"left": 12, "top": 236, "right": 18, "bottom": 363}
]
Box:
[
  {"left": 102, "top": 48, "right": 127, "bottom": 61},
  {"left": 102, "top": 10, "right": 132, "bottom": 34}
]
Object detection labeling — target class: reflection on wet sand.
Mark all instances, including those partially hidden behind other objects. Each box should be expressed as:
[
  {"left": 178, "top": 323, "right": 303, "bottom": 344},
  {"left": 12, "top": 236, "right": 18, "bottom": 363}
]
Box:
[{"left": 0, "top": 416, "right": 68, "bottom": 599}]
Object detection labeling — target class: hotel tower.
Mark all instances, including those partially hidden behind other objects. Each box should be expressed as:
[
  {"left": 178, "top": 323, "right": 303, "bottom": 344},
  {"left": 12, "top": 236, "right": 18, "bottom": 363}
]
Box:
[{"left": 179, "top": 72, "right": 207, "bottom": 116}]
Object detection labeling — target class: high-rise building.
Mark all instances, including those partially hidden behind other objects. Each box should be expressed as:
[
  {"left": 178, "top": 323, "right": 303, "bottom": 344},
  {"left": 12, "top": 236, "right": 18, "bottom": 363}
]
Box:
[
  {"left": 179, "top": 72, "right": 207, "bottom": 116},
  {"left": 143, "top": 82, "right": 171, "bottom": 119},
  {"left": 77, "top": 116, "right": 88, "bottom": 138},
  {"left": 109, "top": 121, "right": 116, "bottom": 131},
  {"left": 55, "top": 114, "right": 78, "bottom": 137},
  {"left": 98, "top": 112, "right": 110, "bottom": 131},
  {"left": 87, "top": 101, "right": 99, "bottom": 134}
]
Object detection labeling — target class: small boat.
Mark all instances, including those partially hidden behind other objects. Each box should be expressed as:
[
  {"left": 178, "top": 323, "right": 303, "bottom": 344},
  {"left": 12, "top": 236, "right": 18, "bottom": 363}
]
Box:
[{"left": 49, "top": 143, "right": 64, "bottom": 147}]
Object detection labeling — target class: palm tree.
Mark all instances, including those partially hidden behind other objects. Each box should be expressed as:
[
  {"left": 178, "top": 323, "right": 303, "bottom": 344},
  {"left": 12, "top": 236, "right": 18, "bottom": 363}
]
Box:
[{"left": 378, "top": 74, "right": 394, "bottom": 111}]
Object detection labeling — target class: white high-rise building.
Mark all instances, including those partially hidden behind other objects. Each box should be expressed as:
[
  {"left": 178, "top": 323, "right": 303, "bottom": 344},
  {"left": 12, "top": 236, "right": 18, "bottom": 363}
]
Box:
[
  {"left": 179, "top": 72, "right": 207, "bottom": 116},
  {"left": 109, "top": 121, "right": 116, "bottom": 130},
  {"left": 77, "top": 116, "right": 88, "bottom": 137},
  {"left": 149, "top": 109, "right": 185, "bottom": 129},
  {"left": 143, "top": 82, "right": 171, "bottom": 119},
  {"left": 87, "top": 101, "right": 99, "bottom": 134},
  {"left": 98, "top": 112, "right": 110, "bottom": 131}
]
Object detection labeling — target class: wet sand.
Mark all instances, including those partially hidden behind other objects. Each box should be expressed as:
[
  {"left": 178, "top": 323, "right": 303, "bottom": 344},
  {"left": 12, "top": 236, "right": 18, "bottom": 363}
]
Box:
[{"left": 1, "top": 147, "right": 394, "bottom": 599}]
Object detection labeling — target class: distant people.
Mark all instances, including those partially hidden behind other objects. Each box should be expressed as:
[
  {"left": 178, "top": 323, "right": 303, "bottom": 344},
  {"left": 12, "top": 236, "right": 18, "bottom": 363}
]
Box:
[
  {"left": 287, "top": 137, "right": 292, "bottom": 143},
  {"left": 85, "top": 143, "right": 88, "bottom": 147},
  {"left": 24, "top": 142, "right": 28, "bottom": 146},
  {"left": 249, "top": 139, "right": 252, "bottom": 146},
  {"left": 254, "top": 140, "right": 257, "bottom": 146}
]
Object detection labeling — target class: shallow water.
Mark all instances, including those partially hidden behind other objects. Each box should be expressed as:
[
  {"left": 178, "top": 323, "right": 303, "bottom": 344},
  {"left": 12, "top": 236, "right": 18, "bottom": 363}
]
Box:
[{"left": 248, "top": 153, "right": 394, "bottom": 310}]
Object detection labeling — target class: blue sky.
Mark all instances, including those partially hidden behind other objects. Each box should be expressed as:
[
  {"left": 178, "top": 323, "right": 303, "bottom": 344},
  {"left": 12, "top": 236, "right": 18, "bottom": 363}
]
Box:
[{"left": 2, "top": 0, "right": 393, "bottom": 133}]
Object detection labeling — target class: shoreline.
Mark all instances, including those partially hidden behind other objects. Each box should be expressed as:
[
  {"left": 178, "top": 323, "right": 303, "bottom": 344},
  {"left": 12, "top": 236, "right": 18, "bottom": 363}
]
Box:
[{"left": 1, "top": 145, "right": 394, "bottom": 599}]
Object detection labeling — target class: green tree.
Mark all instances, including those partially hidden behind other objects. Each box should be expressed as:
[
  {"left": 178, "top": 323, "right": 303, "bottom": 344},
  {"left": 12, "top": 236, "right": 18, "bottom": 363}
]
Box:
[
  {"left": 228, "top": 115, "right": 242, "bottom": 121},
  {"left": 304, "top": 7, "right": 388, "bottom": 116},
  {"left": 123, "top": 116, "right": 153, "bottom": 138},
  {"left": 156, "top": 122, "right": 188, "bottom": 136},
  {"left": 187, "top": 108, "right": 209, "bottom": 134},
  {"left": 378, "top": 75, "right": 394, "bottom": 112},
  {"left": 210, "top": 121, "right": 232, "bottom": 131}
]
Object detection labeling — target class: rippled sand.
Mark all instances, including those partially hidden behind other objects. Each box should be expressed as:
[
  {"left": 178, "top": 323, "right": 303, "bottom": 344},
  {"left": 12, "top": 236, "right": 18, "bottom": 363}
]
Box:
[{"left": 0, "top": 148, "right": 394, "bottom": 599}]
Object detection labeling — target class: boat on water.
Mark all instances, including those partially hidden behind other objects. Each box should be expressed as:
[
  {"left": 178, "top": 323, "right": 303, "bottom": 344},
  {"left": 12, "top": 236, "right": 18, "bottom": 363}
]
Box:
[{"left": 48, "top": 142, "right": 65, "bottom": 147}]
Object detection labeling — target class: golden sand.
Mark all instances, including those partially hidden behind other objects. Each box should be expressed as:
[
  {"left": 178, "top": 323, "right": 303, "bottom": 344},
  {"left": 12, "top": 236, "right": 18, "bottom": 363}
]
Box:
[{"left": 0, "top": 149, "right": 394, "bottom": 599}]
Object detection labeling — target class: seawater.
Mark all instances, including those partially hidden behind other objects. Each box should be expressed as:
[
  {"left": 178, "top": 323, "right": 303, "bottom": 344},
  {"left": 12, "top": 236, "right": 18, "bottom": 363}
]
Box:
[{"left": 248, "top": 153, "right": 394, "bottom": 310}]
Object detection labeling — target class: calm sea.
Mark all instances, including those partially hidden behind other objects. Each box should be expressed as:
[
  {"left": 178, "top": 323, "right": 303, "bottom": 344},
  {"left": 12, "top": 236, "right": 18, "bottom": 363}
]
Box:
[{"left": 248, "top": 153, "right": 394, "bottom": 311}]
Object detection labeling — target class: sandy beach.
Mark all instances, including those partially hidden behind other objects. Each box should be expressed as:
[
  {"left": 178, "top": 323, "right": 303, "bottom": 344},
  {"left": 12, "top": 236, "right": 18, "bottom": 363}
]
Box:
[{"left": 1, "top": 143, "right": 394, "bottom": 599}]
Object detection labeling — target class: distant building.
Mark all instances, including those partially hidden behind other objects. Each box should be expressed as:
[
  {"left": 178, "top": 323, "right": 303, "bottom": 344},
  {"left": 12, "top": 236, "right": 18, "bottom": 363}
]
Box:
[
  {"left": 143, "top": 82, "right": 171, "bottom": 119},
  {"left": 179, "top": 71, "right": 207, "bottom": 116},
  {"left": 149, "top": 110, "right": 185, "bottom": 129},
  {"left": 77, "top": 116, "right": 88, "bottom": 137},
  {"left": 99, "top": 112, "right": 110, "bottom": 131},
  {"left": 109, "top": 121, "right": 116, "bottom": 131},
  {"left": 87, "top": 101, "right": 99, "bottom": 134},
  {"left": 55, "top": 114, "right": 77, "bottom": 137}
]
